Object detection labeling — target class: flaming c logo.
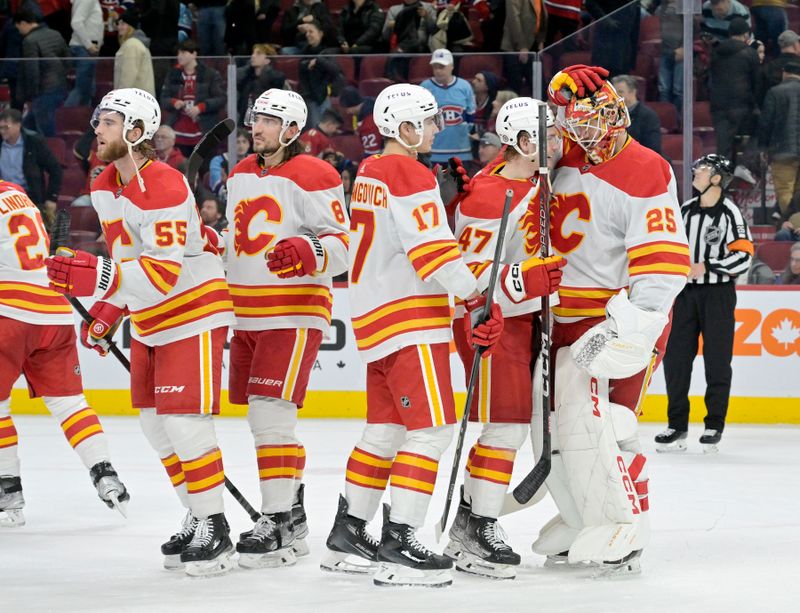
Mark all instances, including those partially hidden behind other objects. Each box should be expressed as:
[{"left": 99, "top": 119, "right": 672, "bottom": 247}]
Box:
[
  {"left": 101, "top": 219, "right": 133, "bottom": 257},
  {"left": 518, "top": 205, "right": 539, "bottom": 256},
  {"left": 550, "top": 192, "right": 591, "bottom": 255},
  {"left": 233, "top": 195, "right": 283, "bottom": 256}
]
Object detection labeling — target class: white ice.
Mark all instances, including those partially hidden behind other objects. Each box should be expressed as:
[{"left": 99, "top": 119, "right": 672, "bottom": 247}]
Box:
[{"left": 2, "top": 417, "right": 798, "bottom": 613}]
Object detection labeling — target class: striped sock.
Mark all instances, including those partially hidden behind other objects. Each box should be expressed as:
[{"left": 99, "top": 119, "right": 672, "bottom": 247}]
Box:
[
  {"left": 257, "top": 443, "right": 301, "bottom": 513},
  {"left": 181, "top": 448, "right": 225, "bottom": 517},
  {"left": 467, "top": 443, "right": 515, "bottom": 518},
  {"left": 0, "top": 416, "right": 20, "bottom": 476},
  {"left": 389, "top": 451, "right": 439, "bottom": 527},
  {"left": 344, "top": 446, "right": 392, "bottom": 521},
  {"left": 60, "top": 408, "right": 103, "bottom": 450}
]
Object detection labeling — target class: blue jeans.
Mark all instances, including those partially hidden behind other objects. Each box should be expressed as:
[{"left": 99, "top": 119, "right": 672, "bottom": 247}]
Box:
[
  {"left": 24, "top": 87, "right": 66, "bottom": 136},
  {"left": 751, "top": 6, "right": 787, "bottom": 54},
  {"left": 197, "top": 6, "right": 226, "bottom": 56},
  {"left": 64, "top": 45, "right": 96, "bottom": 107},
  {"left": 658, "top": 51, "right": 683, "bottom": 113}
]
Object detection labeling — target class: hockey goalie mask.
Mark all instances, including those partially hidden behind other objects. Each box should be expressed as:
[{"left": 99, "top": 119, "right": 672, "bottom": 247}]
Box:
[{"left": 559, "top": 81, "right": 630, "bottom": 164}]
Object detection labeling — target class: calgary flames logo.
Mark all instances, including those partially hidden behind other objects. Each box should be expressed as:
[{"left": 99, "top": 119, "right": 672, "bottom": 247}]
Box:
[
  {"left": 101, "top": 219, "right": 133, "bottom": 257},
  {"left": 233, "top": 195, "right": 283, "bottom": 256},
  {"left": 518, "top": 204, "right": 539, "bottom": 256},
  {"left": 550, "top": 192, "right": 591, "bottom": 254}
]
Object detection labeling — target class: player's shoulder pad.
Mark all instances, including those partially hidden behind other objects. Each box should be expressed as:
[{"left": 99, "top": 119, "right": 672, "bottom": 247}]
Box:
[
  {"left": 592, "top": 139, "right": 673, "bottom": 199},
  {"left": 228, "top": 153, "right": 261, "bottom": 179},
  {"left": 133, "top": 161, "right": 190, "bottom": 210},
  {"left": 0, "top": 179, "right": 27, "bottom": 196},
  {"left": 458, "top": 171, "right": 532, "bottom": 219},
  {"left": 271, "top": 154, "right": 342, "bottom": 191},
  {"left": 358, "top": 154, "right": 436, "bottom": 197}
]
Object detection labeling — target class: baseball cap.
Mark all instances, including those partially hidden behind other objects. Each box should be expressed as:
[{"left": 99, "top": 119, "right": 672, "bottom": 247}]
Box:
[
  {"left": 479, "top": 132, "right": 501, "bottom": 147},
  {"left": 728, "top": 17, "right": 750, "bottom": 37},
  {"left": 778, "top": 30, "right": 800, "bottom": 48},
  {"left": 430, "top": 49, "right": 454, "bottom": 66},
  {"left": 339, "top": 86, "right": 363, "bottom": 108}
]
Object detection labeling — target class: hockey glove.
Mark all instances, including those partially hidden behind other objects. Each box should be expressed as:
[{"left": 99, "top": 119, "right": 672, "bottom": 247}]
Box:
[
  {"left": 548, "top": 64, "right": 610, "bottom": 106},
  {"left": 501, "top": 255, "right": 566, "bottom": 303},
  {"left": 266, "top": 234, "right": 325, "bottom": 278},
  {"left": 445, "top": 156, "right": 473, "bottom": 216},
  {"left": 45, "top": 248, "right": 120, "bottom": 299},
  {"left": 463, "top": 294, "right": 504, "bottom": 357},
  {"left": 81, "top": 301, "right": 126, "bottom": 357}
]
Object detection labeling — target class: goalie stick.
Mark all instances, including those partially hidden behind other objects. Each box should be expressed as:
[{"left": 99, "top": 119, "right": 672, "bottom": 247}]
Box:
[
  {"left": 434, "top": 188, "right": 514, "bottom": 542},
  {"left": 50, "top": 210, "right": 261, "bottom": 523},
  {"left": 186, "top": 118, "right": 235, "bottom": 189},
  {"left": 513, "top": 104, "right": 554, "bottom": 504}
]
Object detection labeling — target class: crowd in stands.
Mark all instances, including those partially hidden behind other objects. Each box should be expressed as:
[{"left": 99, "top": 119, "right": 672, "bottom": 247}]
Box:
[{"left": 0, "top": 0, "right": 799, "bottom": 278}]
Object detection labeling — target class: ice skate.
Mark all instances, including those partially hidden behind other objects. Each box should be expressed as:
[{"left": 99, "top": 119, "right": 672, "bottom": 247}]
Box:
[
  {"left": 0, "top": 475, "right": 25, "bottom": 528},
  {"left": 320, "top": 494, "right": 379, "bottom": 574},
  {"left": 442, "top": 486, "right": 469, "bottom": 561},
  {"left": 237, "top": 512, "right": 297, "bottom": 569},
  {"left": 700, "top": 430, "right": 722, "bottom": 454},
  {"left": 89, "top": 461, "right": 129, "bottom": 518},
  {"left": 593, "top": 549, "right": 642, "bottom": 579},
  {"left": 455, "top": 514, "right": 520, "bottom": 580},
  {"left": 181, "top": 513, "right": 234, "bottom": 577},
  {"left": 374, "top": 505, "right": 453, "bottom": 588},
  {"left": 291, "top": 483, "right": 309, "bottom": 557},
  {"left": 161, "top": 511, "right": 198, "bottom": 570},
  {"left": 654, "top": 428, "right": 687, "bottom": 453}
]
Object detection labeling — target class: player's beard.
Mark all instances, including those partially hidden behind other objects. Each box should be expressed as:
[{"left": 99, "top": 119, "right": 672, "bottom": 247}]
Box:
[
  {"left": 253, "top": 140, "right": 281, "bottom": 157},
  {"left": 97, "top": 138, "right": 129, "bottom": 163}
]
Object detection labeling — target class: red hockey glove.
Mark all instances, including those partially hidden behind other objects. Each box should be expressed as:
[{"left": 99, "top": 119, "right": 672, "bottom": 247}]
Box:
[
  {"left": 501, "top": 255, "right": 566, "bottom": 303},
  {"left": 548, "top": 65, "right": 610, "bottom": 106},
  {"left": 445, "top": 156, "right": 474, "bottom": 216},
  {"left": 266, "top": 234, "right": 324, "bottom": 278},
  {"left": 45, "top": 248, "right": 120, "bottom": 299},
  {"left": 80, "top": 301, "right": 126, "bottom": 357},
  {"left": 463, "top": 294, "right": 504, "bottom": 357}
]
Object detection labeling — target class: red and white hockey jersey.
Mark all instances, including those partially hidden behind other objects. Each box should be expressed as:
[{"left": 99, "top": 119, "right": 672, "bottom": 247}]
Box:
[
  {"left": 0, "top": 181, "right": 73, "bottom": 325},
  {"left": 91, "top": 160, "right": 235, "bottom": 346},
  {"left": 551, "top": 138, "right": 690, "bottom": 321},
  {"left": 349, "top": 154, "right": 478, "bottom": 363},
  {"left": 224, "top": 154, "right": 349, "bottom": 334}
]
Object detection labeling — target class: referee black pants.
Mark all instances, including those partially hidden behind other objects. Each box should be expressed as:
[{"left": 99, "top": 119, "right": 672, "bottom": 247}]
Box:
[{"left": 663, "top": 282, "right": 737, "bottom": 432}]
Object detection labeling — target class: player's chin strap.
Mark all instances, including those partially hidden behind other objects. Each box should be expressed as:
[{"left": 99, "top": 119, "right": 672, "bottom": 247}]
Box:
[
  {"left": 125, "top": 138, "right": 147, "bottom": 192},
  {"left": 396, "top": 130, "right": 424, "bottom": 154}
]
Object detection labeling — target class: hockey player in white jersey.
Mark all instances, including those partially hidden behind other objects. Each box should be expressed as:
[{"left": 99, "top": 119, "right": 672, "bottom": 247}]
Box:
[
  {"left": 530, "top": 65, "right": 691, "bottom": 575},
  {"left": 444, "top": 99, "right": 565, "bottom": 579},
  {"left": 0, "top": 180, "right": 128, "bottom": 527},
  {"left": 45, "top": 88, "right": 237, "bottom": 577},
  {"left": 321, "top": 83, "right": 504, "bottom": 588},
  {"left": 224, "top": 89, "right": 349, "bottom": 568}
]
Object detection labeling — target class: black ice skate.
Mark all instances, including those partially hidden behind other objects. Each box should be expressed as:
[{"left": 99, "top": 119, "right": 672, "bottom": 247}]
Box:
[
  {"left": 237, "top": 511, "right": 296, "bottom": 569},
  {"left": 654, "top": 428, "right": 687, "bottom": 453},
  {"left": 442, "top": 486, "right": 470, "bottom": 560},
  {"left": 593, "top": 549, "right": 642, "bottom": 579},
  {"left": 374, "top": 505, "right": 453, "bottom": 588},
  {"left": 320, "top": 494, "right": 379, "bottom": 575},
  {"left": 89, "top": 461, "right": 129, "bottom": 517},
  {"left": 455, "top": 514, "right": 521, "bottom": 580},
  {"left": 180, "top": 513, "right": 234, "bottom": 577},
  {"left": 291, "top": 483, "right": 310, "bottom": 557},
  {"left": 700, "top": 429, "right": 722, "bottom": 454},
  {"left": 0, "top": 475, "right": 25, "bottom": 528},
  {"left": 161, "top": 511, "right": 198, "bottom": 570}
]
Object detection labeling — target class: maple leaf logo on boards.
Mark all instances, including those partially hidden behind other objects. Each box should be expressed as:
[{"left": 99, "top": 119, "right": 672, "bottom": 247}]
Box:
[{"left": 770, "top": 318, "right": 800, "bottom": 349}]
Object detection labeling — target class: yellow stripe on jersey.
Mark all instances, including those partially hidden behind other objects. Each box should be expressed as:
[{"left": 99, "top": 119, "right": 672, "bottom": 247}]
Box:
[
  {"left": 352, "top": 296, "right": 450, "bottom": 329},
  {"left": 355, "top": 316, "right": 453, "bottom": 349},
  {"left": 627, "top": 243, "right": 690, "bottom": 260},
  {"left": 628, "top": 263, "right": 692, "bottom": 276}
]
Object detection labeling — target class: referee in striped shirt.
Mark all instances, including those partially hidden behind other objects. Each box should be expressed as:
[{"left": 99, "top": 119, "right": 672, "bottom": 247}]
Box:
[{"left": 656, "top": 154, "right": 754, "bottom": 453}]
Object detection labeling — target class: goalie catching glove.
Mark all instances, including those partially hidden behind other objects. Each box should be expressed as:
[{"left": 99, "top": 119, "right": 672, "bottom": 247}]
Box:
[
  {"left": 501, "top": 255, "right": 566, "bottom": 303},
  {"left": 463, "top": 294, "right": 504, "bottom": 357},
  {"left": 266, "top": 233, "right": 325, "bottom": 278},
  {"left": 549, "top": 64, "right": 610, "bottom": 106},
  {"left": 45, "top": 248, "right": 120, "bottom": 299},
  {"left": 571, "top": 290, "right": 668, "bottom": 379},
  {"left": 81, "top": 301, "right": 126, "bottom": 356}
]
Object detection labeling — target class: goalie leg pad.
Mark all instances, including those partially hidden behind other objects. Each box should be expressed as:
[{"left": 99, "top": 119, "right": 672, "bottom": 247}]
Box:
[
  {"left": 468, "top": 423, "right": 527, "bottom": 518},
  {"left": 140, "top": 408, "right": 189, "bottom": 507},
  {"left": 44, "top": 395, "right": 110, "bottom": 469}
]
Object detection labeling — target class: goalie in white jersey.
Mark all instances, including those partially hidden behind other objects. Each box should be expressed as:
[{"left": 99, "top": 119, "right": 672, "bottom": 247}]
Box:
[
  {"left": 320, "top": 84, "right": 504, "bottom": 588},
  {"left": 529, "top": 65, "right": 691, "bottom": 575},
  {"left": 224, "top": 89, "right": 349, "bottom": 568},
  {"left": 45, "top": 88, "right": 237, "bottom": 577}
]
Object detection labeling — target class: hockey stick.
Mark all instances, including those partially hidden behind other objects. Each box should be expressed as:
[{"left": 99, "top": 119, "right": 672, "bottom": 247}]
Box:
[
  {"left": 513, "top": 105, "right": 554, "bottom": 504},
  {"left": 186, "top": 118, "right": 235, "bottom": 189},
  {"left": 434, "top": 188, "right": 514, "bottom": 542}
]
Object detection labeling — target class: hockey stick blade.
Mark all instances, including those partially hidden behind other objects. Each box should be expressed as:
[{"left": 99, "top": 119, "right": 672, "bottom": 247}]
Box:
[
  {"left": 499, "top": 479, "right": 547, "bottom": 516},
  {"left": 50, "top": 209, "right": 71, "bottom": 256},
  {"left": 187, "top": 118, "right": 235, "bottom": 188},
  {"left": 512, "top": 458, "right": 550, "bottom": 504}
]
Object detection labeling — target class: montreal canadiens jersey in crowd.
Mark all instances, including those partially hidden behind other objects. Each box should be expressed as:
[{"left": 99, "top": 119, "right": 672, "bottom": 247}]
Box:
[
  {"left": 349, "top": 154, "right": 478, "bottom": 362},
  {"left": 91, "top": 160, "right": 235, "bottom": 346},
  {"left": 224, "top": 154, "right": 349, "bottom": 334},
  {"left": 0, "top": 181, "right": 73, "bottom": 325},
  {"left": 454, "top": 162, "right": 558, "bottom": 318},
  {"left": 421, "top": 77, "right": 475, "bottom": 161},
  {"left": 551, "top": 138, "right": 691, "bottom": 322}
]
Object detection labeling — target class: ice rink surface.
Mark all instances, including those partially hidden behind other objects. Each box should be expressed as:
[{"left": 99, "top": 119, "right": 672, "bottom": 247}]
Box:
[{"left": 2, "top": 416, "right": 798, "bottom": 613}]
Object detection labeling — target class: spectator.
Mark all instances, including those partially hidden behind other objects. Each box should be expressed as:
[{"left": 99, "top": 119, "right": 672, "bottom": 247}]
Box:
[
  {"left": 178, "top": 2, "right": 193, "bottom": 42},
  {"left": 298, "top": 17, "right": 340, "bottom": 53},
  {"left": 586, "top": 0, "right": 640, "bottom": 77},
  {"left": 137, "top": 0, "right": 180, "bottom": 97},
  {"left": 280, "top": 0, "right": 337, "bottom": 54},
  {"left": 710, "top": 17, "right": 760, "bottom": 160},
  {"left": 545, "top": 0, "right": 581, "bottom": 47},
  {"left": 464, "top": 130, "right": 501, "bottom": 174},
  {"left": 160, "top": 39, "right": 226, "bottom": 157},
  {"left": 338, "top": 0, "right": 385, "bottom": 53},
  {"left": 321, "top": 149, "right": 345, "bottom": 169},
  {"left": 777, "top": 241, "right": 800, "bottom": 282},
  {"left": 302, "top": 109, "right": 343, "bottom": 157},
  {"left": 501, "top": 0, "right": 546, "bottom": 93},
  {"left": 153, "top": 125, "right": 186, "bottom": 170},
  {"left": 421, "top": 48, "right": 476, "bottom": 162},
  {"left": 763, "top": 29, "right": 800, "bottom": 91},
  {"left": 382, "top": 0, "right": 436, "bottom": 53},
  {"left": 487, "top": 88, "right": 517, "bottom": 132},
  {"left": 14, "top": 8, "right": 70, "bottom": 137},
  {"left": 471, "top": 70, "right": 498, "bottom": 135},
  {"left": 225, "top": 0, "right": 258, "bottom": 55},
  {"left": 701, "top": 0, "right": 751, "bottom": 42},
  {"left": 775, "top": 211, "right": 800, "bottom": 241},
  {"left": 114, "top": 10, "right": 155, "bottom": 96},
  {"left": 254, "top": 0, "right": 281, "bottom": 44},
  {"left": 751, "top": 0, "right": 788, "bottom": 57},
  {"left": 746, "top": 254, "right": 776, "bottom": 283},
  {"left": 612, "top": 74, "right": 662, "bottom": 154},
  {"left": 198, "top": 192, "right": 228, "bottom": 233},
  {"left": 99, "top": 0, "right": 128, "bottom": 57},
  {"left": 339, "top": 86, "right": 382, "bottom": 157},
  {"left": 298, "top": 26, "right": 346, "bottom": 127},
  {"left": 237, "top": 44, "right": 286, "bottom": 125},
  {"left": 0, "top": 108, "right": 62, "bottom": 226},
  {"left": 656, "top": 0, "right": 699, "bottom": 114},
  {"left": 759, "top": 60, "right": 800, "bottom": 221},
  {"left": 65, "top": 0, "right": 104, "bottom": 108},
  {"left": 341, "top": 164, "right": 354, "bottom": 208},
  {"left": 209, "top": 128, "right": 251, "bottom": 198},
  {"left": 430, "top": 1, "right": 474, "bottom": 52},
  {"left": 194, "top": 0, "right": 227, "bottom": 56}
]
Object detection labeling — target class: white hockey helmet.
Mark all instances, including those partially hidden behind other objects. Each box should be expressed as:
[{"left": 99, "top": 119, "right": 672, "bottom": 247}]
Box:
[
  {"left": 373, "top": 83, "right": 443, "bottom": 149},
  {"left": 91, "top": 88, "right": 160, "bottom": 146},
  {"left": 245, "top": 88, "right": 307, "bottom": 146},
  {"left": 495, "top": 97, "right": 555, "bottom": 158}
]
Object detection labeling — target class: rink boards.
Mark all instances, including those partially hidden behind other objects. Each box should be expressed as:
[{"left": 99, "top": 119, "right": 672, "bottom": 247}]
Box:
[{"left": 11, "top": 286, "right": 800, "bottom": 423}]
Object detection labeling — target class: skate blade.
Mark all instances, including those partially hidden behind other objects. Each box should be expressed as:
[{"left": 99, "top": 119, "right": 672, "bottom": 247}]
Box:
[
  {"left": 292, "top": 538, "right": 310, "bottom": 557},
  {"left": 0, "top": 508, "right": 25, "bottom": 527},
  {"left": 163, "top": 554, "right": 184, "bottom": 571},
  {"left": 702, "top": 444, "right": 719, "bottom": 454},
  {"left": 320, "top": 551, "right": 377, "bottom": 575},
  {"left": 108, "top": 492, "right": 128, "bottom": 518},
  {"left": 543, "top": 556, "right": 596, "bottom": 571},
  {"left": 238, "top": 547, "right": 297, "bottom": 569},
  {"left": 455, "top": 554, "right": 516, "bottom": 580},
  {"left": 655, "top": 441, "right": 687, "bottom": 453},
  {"left": 184, "top": 547, "right": 235, "bottom": 578},
  {"left": 591, "top": 556, "right": 642, "bottom": 580},
  {"left": 442, "top": 539, "right": 464, "bottom": 560},
  {"left": 373, "top": 562, "right": 453, "bottom": 588}
]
